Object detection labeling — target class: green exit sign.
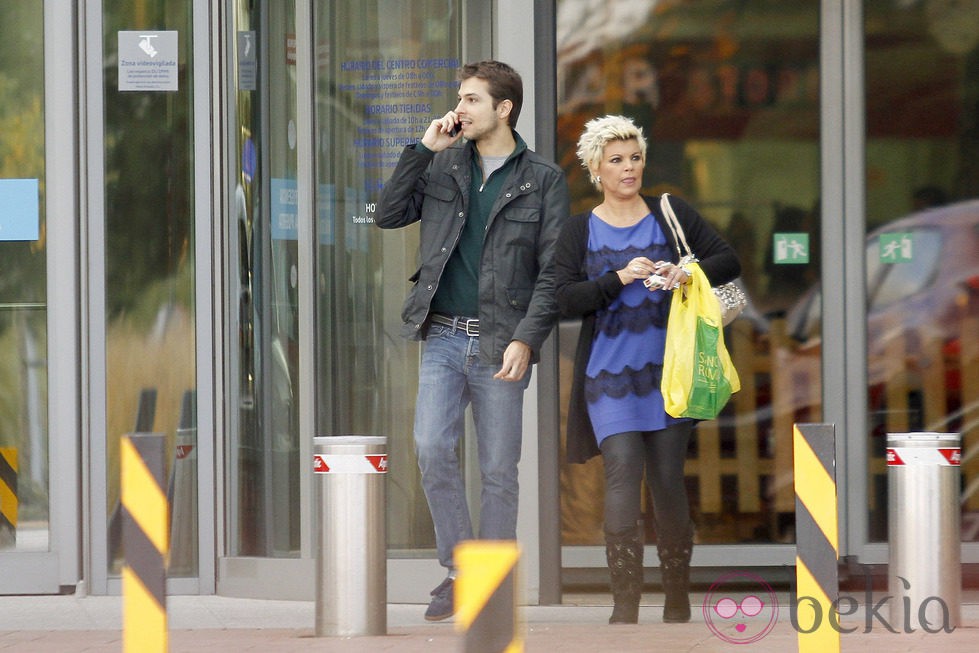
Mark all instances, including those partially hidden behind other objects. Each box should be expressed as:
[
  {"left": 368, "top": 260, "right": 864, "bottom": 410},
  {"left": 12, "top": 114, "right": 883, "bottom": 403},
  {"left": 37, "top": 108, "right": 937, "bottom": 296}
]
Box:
[
  {"left": 772, "top": 233, "right": 809, "bottom": 264},
  {"left": 879, "top": 233, "right": 913, "bottom": 263}
]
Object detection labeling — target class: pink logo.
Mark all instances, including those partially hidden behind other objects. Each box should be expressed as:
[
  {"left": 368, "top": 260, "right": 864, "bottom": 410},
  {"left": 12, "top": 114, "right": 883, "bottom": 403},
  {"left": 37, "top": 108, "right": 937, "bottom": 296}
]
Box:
[{"left": 703, "top": 571, "right": 779, "bottom": 644}]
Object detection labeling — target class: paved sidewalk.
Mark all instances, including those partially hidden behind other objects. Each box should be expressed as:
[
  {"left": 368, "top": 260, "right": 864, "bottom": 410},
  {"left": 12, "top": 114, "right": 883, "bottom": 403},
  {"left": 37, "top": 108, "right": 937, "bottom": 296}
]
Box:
[{"left": 0, "top": 592, "right": 977, "bottom": 652}]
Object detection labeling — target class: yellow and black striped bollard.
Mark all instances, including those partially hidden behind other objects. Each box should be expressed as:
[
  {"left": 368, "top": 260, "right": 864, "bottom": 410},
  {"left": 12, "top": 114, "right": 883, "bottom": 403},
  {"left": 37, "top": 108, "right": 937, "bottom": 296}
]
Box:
[
  {"left": 455, "top": 540, "right": 522, "bottom": 653},
  {"left": 793, "top": 423, "right": 840, "bottom": 652},
  {"left": 0, "top": 447, "right": 16, "bottom": 548},
  {"left": 122, "top": 433, "right": 168, "bottom": 652}
]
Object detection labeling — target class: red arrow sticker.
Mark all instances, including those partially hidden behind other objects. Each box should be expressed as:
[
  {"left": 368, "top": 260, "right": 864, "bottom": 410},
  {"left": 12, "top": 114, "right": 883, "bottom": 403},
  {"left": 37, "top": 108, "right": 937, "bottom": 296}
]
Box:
[
  {"left": 313, "top": 454, "right": 330, "bottom": 473},
  {"left": 365, "top": 454, "right": 388, "bottom": 473},
  {"left": 939, "top": 448, "right": 962, "bottom": 466},
  {"left": 886, "top": 448, "right": 904, "bottom": 466}
]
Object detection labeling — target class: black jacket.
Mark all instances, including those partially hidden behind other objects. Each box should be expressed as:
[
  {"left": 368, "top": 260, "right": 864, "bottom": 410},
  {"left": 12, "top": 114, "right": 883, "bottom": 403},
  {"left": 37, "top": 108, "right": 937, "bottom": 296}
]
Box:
[
  {"left": 376, "top": 136, "right": 570, "bottom": 364},
  {"left": 554, "top": 194, "right": 741, "bottom": 463}
]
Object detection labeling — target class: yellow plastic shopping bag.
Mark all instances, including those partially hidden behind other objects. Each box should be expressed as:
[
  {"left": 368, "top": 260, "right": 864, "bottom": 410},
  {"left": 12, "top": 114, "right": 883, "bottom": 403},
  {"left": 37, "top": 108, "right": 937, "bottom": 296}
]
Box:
[{"left": 661, "top": 262, "right": 740, "bottom": 419}]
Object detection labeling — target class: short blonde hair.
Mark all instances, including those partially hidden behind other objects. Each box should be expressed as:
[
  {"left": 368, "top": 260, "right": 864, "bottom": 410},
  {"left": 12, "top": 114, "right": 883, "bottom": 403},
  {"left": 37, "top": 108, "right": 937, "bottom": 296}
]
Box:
[{"left": 576, "top": 115, "right": 647, "bottom": 188}]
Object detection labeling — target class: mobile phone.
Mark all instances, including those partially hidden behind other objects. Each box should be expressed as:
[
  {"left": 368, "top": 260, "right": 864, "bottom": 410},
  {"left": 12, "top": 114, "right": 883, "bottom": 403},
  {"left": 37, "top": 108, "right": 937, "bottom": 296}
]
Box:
[{"left": 448, "top": 121, "right": 461, "bottom": 137}]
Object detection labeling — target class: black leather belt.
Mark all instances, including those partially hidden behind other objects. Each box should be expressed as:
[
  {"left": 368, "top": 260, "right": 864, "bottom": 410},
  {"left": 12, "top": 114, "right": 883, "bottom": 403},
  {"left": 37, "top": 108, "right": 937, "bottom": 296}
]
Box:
[{"left": 430, "top": 314, "right": 479, "bottom": 337}]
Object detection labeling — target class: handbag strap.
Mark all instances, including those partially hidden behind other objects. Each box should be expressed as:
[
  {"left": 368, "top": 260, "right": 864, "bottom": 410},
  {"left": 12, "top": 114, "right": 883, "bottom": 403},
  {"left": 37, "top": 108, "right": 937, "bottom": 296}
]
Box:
[{"left": 659, "top": 193, "right": 694, "bottom": 260}]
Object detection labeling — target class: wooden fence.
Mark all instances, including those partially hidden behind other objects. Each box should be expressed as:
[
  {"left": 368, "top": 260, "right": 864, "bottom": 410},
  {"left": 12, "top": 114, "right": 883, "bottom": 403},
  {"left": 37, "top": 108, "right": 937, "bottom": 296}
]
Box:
[{"left": 559, "top": 305, "right": 979, "bottom": 545}]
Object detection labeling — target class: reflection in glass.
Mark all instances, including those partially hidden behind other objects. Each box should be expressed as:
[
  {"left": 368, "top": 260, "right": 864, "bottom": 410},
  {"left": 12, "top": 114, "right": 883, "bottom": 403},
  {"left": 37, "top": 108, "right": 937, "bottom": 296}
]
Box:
[
  {"left": 863, "top": 2, "right": 979, "bottom": 543},
  {"left": 228, "top": 0, "right": 302, "bottom": 558},
  {"left": 555, "top": 0, "right": 821, "bottom": 546},
  {"left": 869, "top": 230, "right": 942, "bottom": 309},
  {"left": 102, "top": 3, "right": 197, "bottom": 574},
  {"left": 0, "top": 2, "right": 47, "bottom": 552}
]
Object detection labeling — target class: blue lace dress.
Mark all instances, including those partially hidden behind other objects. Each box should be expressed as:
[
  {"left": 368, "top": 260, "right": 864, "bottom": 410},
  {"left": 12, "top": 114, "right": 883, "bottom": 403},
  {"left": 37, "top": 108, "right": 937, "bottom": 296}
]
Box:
[{"left": 584, "top": 212, "right": 683, "bottom": 445}]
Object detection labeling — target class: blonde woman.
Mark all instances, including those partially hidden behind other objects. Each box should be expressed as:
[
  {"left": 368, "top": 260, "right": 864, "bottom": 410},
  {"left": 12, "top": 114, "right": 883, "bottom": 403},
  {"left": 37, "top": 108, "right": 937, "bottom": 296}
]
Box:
[{"left": 554, "top": 115, "right": 739, "bottom": 624}]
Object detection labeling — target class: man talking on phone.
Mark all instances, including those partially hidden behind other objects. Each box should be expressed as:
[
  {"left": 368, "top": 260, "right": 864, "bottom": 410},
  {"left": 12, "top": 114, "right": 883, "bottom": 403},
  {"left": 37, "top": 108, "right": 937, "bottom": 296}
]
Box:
[{"left": 376, "top": 60, "right": 569, "bottom": 621}]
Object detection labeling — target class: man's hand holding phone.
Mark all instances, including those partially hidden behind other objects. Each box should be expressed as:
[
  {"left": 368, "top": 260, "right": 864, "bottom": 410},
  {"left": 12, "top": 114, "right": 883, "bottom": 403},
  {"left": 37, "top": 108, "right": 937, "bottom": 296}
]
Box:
[{"left": 421, "top": 111, "right": 463, "bottom": 151}]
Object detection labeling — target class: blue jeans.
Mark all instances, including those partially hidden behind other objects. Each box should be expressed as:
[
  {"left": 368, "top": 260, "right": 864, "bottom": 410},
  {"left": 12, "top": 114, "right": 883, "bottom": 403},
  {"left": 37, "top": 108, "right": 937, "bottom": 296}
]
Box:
[{"left": 414, "top": 323, "right": 531, "bottom": 569}]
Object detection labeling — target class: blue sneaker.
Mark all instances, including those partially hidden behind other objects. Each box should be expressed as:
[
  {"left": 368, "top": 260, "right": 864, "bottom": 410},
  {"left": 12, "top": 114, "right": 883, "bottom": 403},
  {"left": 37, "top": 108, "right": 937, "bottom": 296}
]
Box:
[{"left": 424, "top": 577, "right": 454, "bottom": 621}]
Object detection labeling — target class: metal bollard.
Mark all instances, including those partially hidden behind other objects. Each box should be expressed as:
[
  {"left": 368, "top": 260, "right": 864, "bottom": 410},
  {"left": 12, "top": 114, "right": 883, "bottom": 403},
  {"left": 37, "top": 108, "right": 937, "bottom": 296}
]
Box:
[
  {"left": 168, "top": 390, "right": 198, "bottom": 576},
  {"left": 887, "top": 432, "right": 961, "bottom": 631},
  {"left": 313, "top": 435, "right": 387, "bottom": 637}
]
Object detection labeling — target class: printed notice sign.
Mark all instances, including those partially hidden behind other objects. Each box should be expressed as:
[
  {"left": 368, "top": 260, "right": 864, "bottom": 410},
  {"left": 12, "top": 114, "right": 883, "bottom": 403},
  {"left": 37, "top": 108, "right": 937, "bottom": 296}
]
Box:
[
  {"left": 271, "top": 178, "right": 298, "bottom": 241},
  {"left": 337, "top": 56, "right": 460, "bottom": 220},
  {"left": 238, "top": 31, "right": 257, "bottom": 91},
  {"left": 118, "top": 31, "right": 178, "bottom": 91},
  {"left": 0, "top": 179, "right": 40, "bottom": 241}
]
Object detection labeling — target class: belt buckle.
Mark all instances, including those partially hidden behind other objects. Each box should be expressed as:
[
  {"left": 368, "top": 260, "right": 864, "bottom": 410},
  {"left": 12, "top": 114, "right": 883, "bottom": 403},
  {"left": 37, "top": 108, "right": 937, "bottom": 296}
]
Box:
[{"left": 460, "top": 318, "right": 478, "bottom": 337}]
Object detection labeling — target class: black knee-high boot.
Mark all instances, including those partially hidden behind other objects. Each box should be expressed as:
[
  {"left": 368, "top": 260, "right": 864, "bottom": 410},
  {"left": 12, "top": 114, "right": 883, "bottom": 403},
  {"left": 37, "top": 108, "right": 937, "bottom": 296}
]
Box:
[
  {"left": 605, "top": 526, "right": 644, "bottom": 624},
  {"left": 657, "top": 523, "right": 693, "bottom": 623}
]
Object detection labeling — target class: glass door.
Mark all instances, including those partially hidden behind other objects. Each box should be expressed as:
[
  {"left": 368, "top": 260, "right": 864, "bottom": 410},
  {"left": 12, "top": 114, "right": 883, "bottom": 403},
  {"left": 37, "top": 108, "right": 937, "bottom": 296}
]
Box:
[
  {"left": 312, "top": 0, "right": 465, "bottom": 568},
  {"left": 857, "top": 0, "right": 979, "bottom": 558},
  {"left": 220, "top": 0, "right": 506, "bottom": 601},
  {"left": 0, "top": 2, "right": 79, "bottom": 594},
  {"left": 85, "top": 0, "right": 205, "bottom": 594},
  {"left": 226, "top": 0, "right": 302, "bottom": 561},
  {"left": 220, "top": 0, "right": 321, "bottom": 598},
  {"left": 555, "top": 0, "right": 822, "bottom": 570}
]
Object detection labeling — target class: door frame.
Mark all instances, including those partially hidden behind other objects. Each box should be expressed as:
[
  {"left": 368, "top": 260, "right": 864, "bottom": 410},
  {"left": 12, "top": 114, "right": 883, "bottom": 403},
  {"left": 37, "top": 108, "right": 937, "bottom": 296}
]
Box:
[
  {"left": 46, "top": 0, "right": 83, "bottom": 594},
  {"left": 214, "top": 0, "right": 559, "bottom": 604},
  {"left": 0, "top": 0, "right": 81, "bottom": 596},
  {"left": 81, "top": 0, "right": 218, "bottom": 596}
]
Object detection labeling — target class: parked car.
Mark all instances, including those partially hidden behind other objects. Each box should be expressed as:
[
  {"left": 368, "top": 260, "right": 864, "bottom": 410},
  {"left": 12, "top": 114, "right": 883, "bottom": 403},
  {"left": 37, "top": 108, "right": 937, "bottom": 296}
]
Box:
[{"left": 786, "top": 199, "right": 979, "bottom": 394}]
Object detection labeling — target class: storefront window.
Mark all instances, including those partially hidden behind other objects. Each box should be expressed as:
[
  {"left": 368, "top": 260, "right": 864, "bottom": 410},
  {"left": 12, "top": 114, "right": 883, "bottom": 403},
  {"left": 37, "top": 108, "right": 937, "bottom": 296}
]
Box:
[
  {"left": 862, "top": 1, "right": 979, "bottom": 542},
  {"left": 102, "top": 3, "right": 197, "bottom": 575},
  {"left": 313, "top": 1, "right": 462, "bottom": 553},
  {"left": 555, "top": 0, "right": 821, "bottom": 547}
]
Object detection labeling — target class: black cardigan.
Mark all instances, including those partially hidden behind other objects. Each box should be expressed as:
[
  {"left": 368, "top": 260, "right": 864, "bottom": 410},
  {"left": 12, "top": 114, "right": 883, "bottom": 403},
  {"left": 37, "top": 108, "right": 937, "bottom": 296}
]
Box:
[{"left": 554, "top": 194, "right": 741, "bottom": 464}]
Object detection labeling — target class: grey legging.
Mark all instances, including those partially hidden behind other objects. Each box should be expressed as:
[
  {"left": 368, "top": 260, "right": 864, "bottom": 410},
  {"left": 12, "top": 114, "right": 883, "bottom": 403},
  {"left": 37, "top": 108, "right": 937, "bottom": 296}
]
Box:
[{"left": 599, "top": 421, "right": 693, "bottom": 539}]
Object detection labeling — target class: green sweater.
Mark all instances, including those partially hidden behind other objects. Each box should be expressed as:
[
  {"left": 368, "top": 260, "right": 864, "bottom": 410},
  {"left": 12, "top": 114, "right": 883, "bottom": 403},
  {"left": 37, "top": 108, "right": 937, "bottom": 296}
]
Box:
[{"left": 429, "top": 137, "right": 525, "bottom": 317}]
